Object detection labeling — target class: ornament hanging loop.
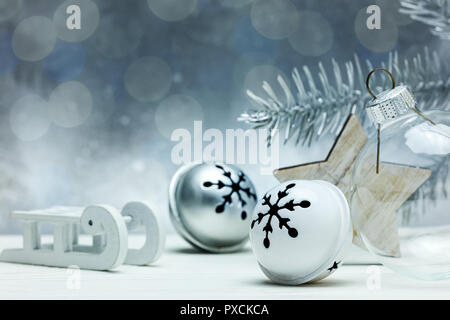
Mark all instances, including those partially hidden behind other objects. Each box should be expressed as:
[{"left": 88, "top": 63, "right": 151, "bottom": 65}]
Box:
[
  {"left": 365, "top": 68, "right": 436, "bottom": 174},
  {"left": 365, "top": 68, "right": 397, "bottom": 175},
  {"left": 366, "top": 68, "right": 396, "bottom": 99}
]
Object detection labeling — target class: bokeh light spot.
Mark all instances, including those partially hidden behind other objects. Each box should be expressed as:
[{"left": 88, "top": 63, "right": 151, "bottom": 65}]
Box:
[
  {"left": 0, "top": 0, "right": 22, "bottom": 22},
  {"left": 49, "top": 81, "right": 93, "bottom": 128},
  {"left": 12, "top": 16, "right": 56, "bottom": 62},
  {"left": 53, "top": 0, "right": 100, "bottom": 42},
  {"left": 10, "top": 94, "right": 51, "bottom": 141},
  {"left": 354, "top": 7, "right": 398, "bottom": 53},
  {"left": 288, "top": 11, "right": 334, "bottom": 57},
  {"left": 219, "top": 0, "right": 254, "bottom": 8},
  {"left": 147, "top": 0, "right": 197, "bottom": 22},
  {"left": 125, "top": 56, "right": 172, "bottom": 102},
  {"left": 250, "top": 0, "right": 299, "bottom": 40},
  {"left": 231, "top": 17, "right": 278, "bottom": 55}
]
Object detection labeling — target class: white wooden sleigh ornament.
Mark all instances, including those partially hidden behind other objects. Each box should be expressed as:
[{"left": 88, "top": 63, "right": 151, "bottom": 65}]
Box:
[{"left": 0, "top": 202, "right": 165, "bottom": 270}]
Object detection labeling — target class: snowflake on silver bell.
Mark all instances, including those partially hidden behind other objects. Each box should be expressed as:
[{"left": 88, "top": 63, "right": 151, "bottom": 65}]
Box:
[
  {"left": 251, "top": 183, "right": 310, "bottom": 248},
  {"left": 203, "top": 164, "right": 257, "bottom": 220}
]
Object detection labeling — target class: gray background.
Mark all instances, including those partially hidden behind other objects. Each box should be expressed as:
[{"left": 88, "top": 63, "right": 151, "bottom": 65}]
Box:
[{"left": 0, "top": 0, "right": 445, "bottom": 233}]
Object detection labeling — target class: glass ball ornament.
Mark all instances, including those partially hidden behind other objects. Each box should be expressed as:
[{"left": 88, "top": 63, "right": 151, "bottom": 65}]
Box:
[
  {"left": 169, "top": 162, "right": 257, "bottom": 253},
  {"left": 249, "top": 180, "right": 352, "bottom": 285},
  {"left": 351, "top": 78, "right": 450, "bottom": 280}
]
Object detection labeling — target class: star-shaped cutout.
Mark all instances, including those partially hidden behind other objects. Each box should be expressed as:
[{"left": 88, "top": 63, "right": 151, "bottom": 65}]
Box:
[
  {"left": 273, "top": 115, "right": 431, "bottom": 257},
  {"left": 327, "top": 261, "right": 340, "bottom": 272}
]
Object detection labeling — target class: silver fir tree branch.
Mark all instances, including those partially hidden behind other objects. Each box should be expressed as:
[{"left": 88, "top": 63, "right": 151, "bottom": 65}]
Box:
[
  {"left": 238, "top": 48, "right": 450, "bottom": 223},
  {"left": 238, "top": 48, "right": 450, "bottom": 146},
  {"left": 399, "top": 0, "right": 450, "bottom": 39}
]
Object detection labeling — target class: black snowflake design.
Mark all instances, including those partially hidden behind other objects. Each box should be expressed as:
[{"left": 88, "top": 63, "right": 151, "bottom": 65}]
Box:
[
  {"left": 203, "top": 164, "right": 257, "bottom": 220},
  {"left": 251, "top": 183, "right": 310, "bottom": 249},
  {"left": 327, "top": 261, "right": 341, "bottom": 272}
]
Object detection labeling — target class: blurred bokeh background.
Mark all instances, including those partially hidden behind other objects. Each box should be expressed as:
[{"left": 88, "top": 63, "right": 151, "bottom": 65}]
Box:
[{"left": 0, "top": 0, "right": 445, "bottom": 233}]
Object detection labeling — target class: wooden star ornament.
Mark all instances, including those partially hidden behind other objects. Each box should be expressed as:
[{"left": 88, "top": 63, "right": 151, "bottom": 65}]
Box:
[{"left": 274, "top": 115, "right": 431, "bottom": 257}]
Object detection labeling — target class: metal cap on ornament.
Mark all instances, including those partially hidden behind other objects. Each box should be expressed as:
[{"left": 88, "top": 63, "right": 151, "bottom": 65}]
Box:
[{"left": 365, "top": 68, "right": 416, "bottom": 126}]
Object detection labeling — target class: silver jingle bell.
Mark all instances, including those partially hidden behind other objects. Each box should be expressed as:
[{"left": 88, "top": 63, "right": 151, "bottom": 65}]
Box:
[{"left": 169, "top": 162, "right": 257, "bottom": 253}]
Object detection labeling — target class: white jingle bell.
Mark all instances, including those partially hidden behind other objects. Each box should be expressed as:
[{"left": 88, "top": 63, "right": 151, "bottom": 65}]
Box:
[{"left": 249, "top": 180, "right": 352, "bottom": 285}]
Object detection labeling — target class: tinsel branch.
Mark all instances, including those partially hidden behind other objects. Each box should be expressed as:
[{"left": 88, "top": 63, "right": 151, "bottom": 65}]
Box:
[
  {"left": 400, "top": 0, "right": 450, "bottom": 39},
  {"left": 238, "top": 48, "right": 450, "bottom": 146},
  {"left": 238, "top": 48, "right": 450, "bottom": 222}
]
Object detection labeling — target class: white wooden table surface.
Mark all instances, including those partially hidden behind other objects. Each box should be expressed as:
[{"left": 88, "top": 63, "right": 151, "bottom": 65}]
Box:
[{"left": 1, "top": 234, "right": 449, "bottom": 300}]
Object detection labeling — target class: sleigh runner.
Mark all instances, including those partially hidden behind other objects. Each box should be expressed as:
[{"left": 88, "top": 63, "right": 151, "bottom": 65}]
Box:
[{"left": 0, "top": 202, "right": 165, "bottom": 270}]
